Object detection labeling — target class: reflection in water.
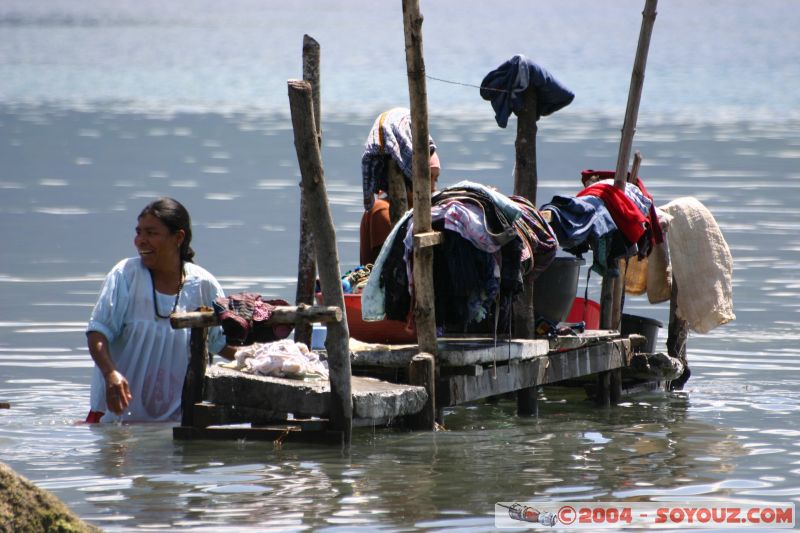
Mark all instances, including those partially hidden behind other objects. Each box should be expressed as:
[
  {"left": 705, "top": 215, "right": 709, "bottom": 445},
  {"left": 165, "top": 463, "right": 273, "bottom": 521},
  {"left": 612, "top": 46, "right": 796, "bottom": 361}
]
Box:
[{"left": 1, "top": 107, "right": 800, "bottom": 530}]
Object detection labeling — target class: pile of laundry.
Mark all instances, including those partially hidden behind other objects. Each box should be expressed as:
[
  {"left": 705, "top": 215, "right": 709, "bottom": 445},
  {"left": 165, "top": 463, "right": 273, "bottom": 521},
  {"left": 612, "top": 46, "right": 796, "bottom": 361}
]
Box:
[
  {"left": 542, "top": 170, "right": 734, "bottom": 334},
  {"left": 362, "top": 180, "right": 558, "bottom": 334},
  {"left": 220, "top": 339, "right": 329, "bottom": 380}
]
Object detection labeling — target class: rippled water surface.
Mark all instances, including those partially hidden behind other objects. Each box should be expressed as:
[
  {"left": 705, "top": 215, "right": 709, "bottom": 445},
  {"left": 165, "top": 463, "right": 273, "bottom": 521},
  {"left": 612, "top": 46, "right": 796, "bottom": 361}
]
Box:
[{"left": 1, "top": 0, "right": 800, "bottom": 531}]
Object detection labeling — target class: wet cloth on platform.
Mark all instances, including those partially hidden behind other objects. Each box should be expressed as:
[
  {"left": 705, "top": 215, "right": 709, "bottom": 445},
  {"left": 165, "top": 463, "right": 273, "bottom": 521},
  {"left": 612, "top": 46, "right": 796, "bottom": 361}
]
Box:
[
  {"left": 480, "top": 54, "right": 575, "bottom": 128},
  {"left": 661, "top": 197, "right": 735, "bottom": 333},
  {"left": 222, "top": 339, "right": 328, "bottom": 379},
  {"left": 361, "top": 107, "right": 437, "bottom": 211}
]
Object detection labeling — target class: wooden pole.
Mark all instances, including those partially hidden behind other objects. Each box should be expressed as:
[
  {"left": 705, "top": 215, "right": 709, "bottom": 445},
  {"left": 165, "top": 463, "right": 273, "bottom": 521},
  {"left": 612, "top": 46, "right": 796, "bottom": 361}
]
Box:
[
  {"left": 601, "top": 0, "right": 658, "bottom": 331},
  {"left": 408, "top": 353, "right": 436, "bottom": 429},
  {"left": 512, "top": 87, "right": 539, "bottom": 341},
  {"left": 666, "top": 278, "right": 690, "bottom": 390},
  {"left": 613, "top": 0, "right": 657, "bottom": 188},
  {"left": 402, "top": 0, "right": 438, "bottom": 357},
  {"left": 386, "top": 160, "right": 409, "bottom": 226},
  {"left": 288, "top": 79, "right": 352, "bottom": 448},
  {"left": 181, "top": 326, "right": 208, "bottom": 427},
  {"left": 513, "top": 88, "right": 539, "bottom": 205},
  {"left": 294, "top": 35, "right": 322, "bottom": 347}
]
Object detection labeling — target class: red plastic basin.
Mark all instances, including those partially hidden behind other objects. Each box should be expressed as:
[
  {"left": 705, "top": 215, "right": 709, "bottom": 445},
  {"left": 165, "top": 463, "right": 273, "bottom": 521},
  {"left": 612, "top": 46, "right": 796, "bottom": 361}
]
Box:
[{"left": 565, "top": 297, "right": 601, "bottom": 330}]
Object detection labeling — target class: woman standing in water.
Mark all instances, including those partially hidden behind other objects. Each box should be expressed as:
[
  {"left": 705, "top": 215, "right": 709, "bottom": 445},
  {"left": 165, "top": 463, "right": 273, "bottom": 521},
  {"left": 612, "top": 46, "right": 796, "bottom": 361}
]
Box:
[{"left": 85, "top": 197, "right": 236, "bottom": 423}]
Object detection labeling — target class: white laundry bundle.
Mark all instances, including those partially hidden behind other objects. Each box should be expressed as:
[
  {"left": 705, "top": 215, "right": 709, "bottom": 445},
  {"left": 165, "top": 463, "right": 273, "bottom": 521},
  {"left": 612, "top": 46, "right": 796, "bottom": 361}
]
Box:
[{"left": 226, "top": 340, "right": 329, "bottom": 379}]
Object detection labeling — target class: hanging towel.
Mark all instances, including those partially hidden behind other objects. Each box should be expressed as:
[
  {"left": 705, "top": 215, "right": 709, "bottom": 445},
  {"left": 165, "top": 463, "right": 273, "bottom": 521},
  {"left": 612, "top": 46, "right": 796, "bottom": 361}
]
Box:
[
  {"left": 480, "top": 54, "right": 574, "bottom": 128},
  {"left": 661, "top": 197, "right": 735, "bottom": 333}
]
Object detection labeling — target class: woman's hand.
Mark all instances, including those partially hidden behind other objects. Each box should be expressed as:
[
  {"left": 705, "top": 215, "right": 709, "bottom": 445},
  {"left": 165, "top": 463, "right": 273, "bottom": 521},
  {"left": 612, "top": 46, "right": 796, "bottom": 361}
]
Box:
[{"left": 103, "top": 370, "right": 132, "bottom": 415}]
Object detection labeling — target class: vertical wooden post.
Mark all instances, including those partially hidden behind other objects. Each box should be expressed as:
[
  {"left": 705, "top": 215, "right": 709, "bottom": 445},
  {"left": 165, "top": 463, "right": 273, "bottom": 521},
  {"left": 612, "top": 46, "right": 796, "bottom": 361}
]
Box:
[
  {"left": 180, "top": 327, "right": 208, "bottom": 427},
  {"left": 601, "top": 0, "right": 658, "bottom": 332},
  {"left": 408, "top": 353, "right": 436, "bottom": 429},
  {"left": 512, "top": 87, "right": 539, "bottom": 341},
  {"left": 288, "top": 79, "right": 352, "bottom": 448},
  {"left": 667, "top": 278, "right": 690, "bottom": 389},
  {"left": 517, "top": 386, "right": 539, "bottom": 417},
  {"left": 387, "top": 161, "right": 409, "bottom": 226},
  {"left": 402, "top": 0, "right": 438, "bottom": 358},
  {"left": 294, "top": 35, "right": 322, "bottom": 347},
  {"left": 513, "top": 88, "right": 539, "bottom": 205}
]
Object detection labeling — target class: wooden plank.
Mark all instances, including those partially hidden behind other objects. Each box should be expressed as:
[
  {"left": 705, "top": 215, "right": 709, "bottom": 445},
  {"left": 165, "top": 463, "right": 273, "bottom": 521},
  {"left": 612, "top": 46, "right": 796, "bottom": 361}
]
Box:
[
  {"left": 203, "top": 366, "right": 427, "bottom": 421},
  {"left": 413, "top": 230, "right": 443, "bottom": 249},
  {"left": 438, "top": 338, "right": 631, "bottom": 406},
  {"left": 349, "top": 337, "right": 550, "bottom": 368},
  {"left": 288, "top": 79, "right": 353, "bottom": 447},
  {"left": 171, "top": 305, "right": 341, "bottom": 330}
]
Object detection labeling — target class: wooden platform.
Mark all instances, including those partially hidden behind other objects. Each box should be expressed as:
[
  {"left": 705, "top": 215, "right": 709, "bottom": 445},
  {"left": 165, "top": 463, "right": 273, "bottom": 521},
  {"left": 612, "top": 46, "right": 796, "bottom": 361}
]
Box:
[{"left": 203, "top": 365, "right": 427, "bottom": 423}]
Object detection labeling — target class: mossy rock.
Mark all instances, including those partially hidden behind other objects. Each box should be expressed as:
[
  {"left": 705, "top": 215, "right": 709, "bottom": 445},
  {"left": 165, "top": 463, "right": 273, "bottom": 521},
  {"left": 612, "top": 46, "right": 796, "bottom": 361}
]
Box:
[{"left": 0, "top": 461, "right": 102, "bottom": 533}]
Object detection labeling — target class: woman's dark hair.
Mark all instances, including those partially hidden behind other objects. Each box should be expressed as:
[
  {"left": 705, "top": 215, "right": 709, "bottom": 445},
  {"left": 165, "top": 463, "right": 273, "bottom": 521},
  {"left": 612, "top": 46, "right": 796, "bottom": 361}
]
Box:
[{"left": 139, "top": 197, "right": 195, "bottom": 263}]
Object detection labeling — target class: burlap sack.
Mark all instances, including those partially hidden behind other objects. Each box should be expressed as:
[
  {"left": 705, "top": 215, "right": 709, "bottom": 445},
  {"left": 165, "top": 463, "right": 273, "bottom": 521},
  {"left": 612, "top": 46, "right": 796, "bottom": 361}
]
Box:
[{"left": 661, "top": 197, "right": 735, "bottom": 333}]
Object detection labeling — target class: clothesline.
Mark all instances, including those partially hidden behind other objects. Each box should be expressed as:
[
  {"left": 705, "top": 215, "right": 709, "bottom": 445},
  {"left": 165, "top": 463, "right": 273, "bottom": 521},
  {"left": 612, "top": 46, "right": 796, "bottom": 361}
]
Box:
[{"left": 425, "top": 74, "right": 509, "bottom": 94}]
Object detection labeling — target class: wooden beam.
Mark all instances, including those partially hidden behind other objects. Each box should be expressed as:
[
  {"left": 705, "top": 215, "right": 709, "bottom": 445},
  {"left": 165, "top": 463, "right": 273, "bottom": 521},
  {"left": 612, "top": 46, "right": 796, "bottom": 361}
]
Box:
[
  {"left": 402, "top": 0, "right": 438, "bottom": 358},
  {"left": 438, "top": 339, "right": 631, "bottom": 406},
  {"left": 294, "top": 34, "right": 322, "bottom": 347},
  {"left": 288, "top": 79, "right": 352, "bottom": 448},
  {"left": 413, "top": 230, "right": 443, "bottom": 249},
  {"left": 408, "top": 353, "right": 436, "bottom": 430},
  {"left": 180, "top": 327, "right": 208, "bottom": 427},
  {"left": 512, "top": 88, "right": 539, "bottom": 340},
  {"left": 170, "top": 305, "right": 342, "bottom": 330}
]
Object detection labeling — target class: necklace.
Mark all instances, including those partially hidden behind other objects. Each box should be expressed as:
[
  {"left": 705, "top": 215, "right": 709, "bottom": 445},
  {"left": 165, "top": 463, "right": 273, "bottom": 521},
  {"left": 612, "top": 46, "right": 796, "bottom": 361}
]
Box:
[{"left": 150, "top": 265, "right": 184, "bottom": 320}]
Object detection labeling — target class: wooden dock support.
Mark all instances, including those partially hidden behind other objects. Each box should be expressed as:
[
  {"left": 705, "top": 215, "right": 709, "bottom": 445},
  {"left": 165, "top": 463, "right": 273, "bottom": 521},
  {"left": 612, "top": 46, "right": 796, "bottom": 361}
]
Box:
[
  {"left": 402, "top": 0, "right": 438, "bottom": 358},
  {"left": 294, "top": 35, "right": 322, "bottom": 347},
  {"left": 180, "top": 327, "right": 208, "bottom": 427},
  {"left": 667, "top": 280, "right": 690, "bottom": 390},
  {"left": 174, "top": 304, "right": 341, "bottom": 430},
  {"left": 408, "top": 353, "right": 436, "bottom": 429},
  {"left": 512, "top": 87, "right": 539, "bottom": 340},
  {"left": 288, "top": 79, "right": 353, "bottom": 449},
  {"left": 516, "top": 387, "right": 539, "bottom": 417}
]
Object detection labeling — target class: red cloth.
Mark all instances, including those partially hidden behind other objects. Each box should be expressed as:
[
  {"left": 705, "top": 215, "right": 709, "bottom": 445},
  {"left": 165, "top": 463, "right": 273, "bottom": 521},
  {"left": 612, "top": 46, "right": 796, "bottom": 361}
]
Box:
[
  {"left": 577, "top": 183, "right": 648, "bottom": 245},
  {"left": 580, "top": 169, "right": 664, "bottom": 246}
]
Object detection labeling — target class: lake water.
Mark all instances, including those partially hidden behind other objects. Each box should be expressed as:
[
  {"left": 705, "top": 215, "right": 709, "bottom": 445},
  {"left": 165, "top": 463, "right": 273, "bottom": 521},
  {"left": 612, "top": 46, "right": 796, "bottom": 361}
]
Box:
[{"left": 1, "top": 1, "right": 799, "bottom": 531}]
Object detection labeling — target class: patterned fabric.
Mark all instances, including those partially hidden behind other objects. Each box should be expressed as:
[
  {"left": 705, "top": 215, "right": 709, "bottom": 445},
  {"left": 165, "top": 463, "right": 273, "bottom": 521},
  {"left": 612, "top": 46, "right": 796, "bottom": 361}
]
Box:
[
  {"left": 361, "top": 107, "right": 437, "bottom": 211},
  {"left": 213, "top": 293, "right": 293, "bottom": 345}
]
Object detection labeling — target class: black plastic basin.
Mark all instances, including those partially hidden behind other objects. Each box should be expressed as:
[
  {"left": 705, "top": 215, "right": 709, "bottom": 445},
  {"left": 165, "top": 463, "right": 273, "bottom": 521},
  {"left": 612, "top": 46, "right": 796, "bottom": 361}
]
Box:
[{"left": 533, "top": 256, "right": 585, "bottom": 323}]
